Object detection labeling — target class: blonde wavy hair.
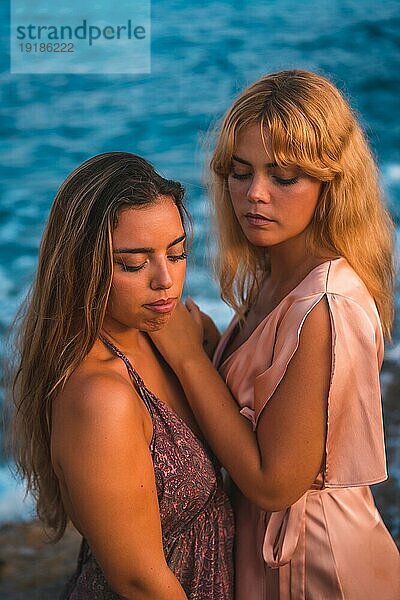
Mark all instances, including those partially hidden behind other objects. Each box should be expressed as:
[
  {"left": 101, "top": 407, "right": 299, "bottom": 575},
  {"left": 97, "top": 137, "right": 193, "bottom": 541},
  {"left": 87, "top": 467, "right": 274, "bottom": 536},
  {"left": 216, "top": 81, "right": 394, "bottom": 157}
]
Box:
[
  {"left": 209, "top": 69, "right": 394, "bottom": 337},
  {"left": 10, "top": 152, "right": 188, "bottom": 541}
]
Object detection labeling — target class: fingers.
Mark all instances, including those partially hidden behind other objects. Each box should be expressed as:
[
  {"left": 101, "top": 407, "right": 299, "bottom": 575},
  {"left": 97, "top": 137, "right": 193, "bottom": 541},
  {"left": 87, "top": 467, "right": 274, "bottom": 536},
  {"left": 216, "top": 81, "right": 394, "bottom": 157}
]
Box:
[
  {"left": 185, "top": 296, "right": 200, "bottom": 312},
  {"left": 185, "top": 296, "right": 203, "bottom": 329}
]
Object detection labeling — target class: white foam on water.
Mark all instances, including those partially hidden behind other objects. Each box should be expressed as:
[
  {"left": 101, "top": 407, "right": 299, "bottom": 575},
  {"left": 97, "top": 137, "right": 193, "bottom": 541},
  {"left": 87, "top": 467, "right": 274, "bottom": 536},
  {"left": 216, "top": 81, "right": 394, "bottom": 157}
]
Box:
[{"left": 384, "top": 163, "right": 400, "bottom": 184}]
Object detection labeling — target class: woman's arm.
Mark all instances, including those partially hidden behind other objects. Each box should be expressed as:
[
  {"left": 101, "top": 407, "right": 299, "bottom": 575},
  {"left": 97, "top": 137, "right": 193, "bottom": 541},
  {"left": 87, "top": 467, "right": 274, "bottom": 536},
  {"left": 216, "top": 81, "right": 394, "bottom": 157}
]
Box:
[
  {"left": 52, "top": 372, "right": 187, "bottom": 600},
  {"left": 149, "top": 298, "right": 331, "bottom": 511}
]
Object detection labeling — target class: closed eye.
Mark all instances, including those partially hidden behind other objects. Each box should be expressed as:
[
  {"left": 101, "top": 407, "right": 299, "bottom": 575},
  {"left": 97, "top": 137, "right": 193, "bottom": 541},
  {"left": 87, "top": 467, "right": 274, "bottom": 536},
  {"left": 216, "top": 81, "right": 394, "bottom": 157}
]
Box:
[
  {"left": 116, "top": 252, "right": 187, "bottom": 273},
  {"left": 168, "top": 252, "right": 188, "bottom": 262},
  {"left": 231, "top": 171, "right": 299, "bottom": 186},
  {"left": 273, "top": 176, "right": 299, "bottom": 186},
  {"left": 117, "top": 261, "right": 147, "bottom": 272},
  {"left": 230, "top": 171, "right": 252, "bottom": 180}
]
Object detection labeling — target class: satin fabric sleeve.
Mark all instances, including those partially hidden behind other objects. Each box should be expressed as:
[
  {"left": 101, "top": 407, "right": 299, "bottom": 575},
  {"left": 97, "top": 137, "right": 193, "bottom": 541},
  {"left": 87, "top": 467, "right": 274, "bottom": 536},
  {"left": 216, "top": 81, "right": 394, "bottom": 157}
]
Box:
[{"left": 253, "top": 292, "right": 388, "bottom": 487}]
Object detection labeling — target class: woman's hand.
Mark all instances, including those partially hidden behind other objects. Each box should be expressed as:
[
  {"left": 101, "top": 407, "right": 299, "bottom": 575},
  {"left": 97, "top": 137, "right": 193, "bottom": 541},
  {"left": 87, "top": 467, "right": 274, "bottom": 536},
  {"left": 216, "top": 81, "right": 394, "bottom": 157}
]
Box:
[
  {"left": 153, "top": 295, "right": 332, "bottom": 514},
  {"left": 149, "top": 298, "right": 211, "bottom": 368}
]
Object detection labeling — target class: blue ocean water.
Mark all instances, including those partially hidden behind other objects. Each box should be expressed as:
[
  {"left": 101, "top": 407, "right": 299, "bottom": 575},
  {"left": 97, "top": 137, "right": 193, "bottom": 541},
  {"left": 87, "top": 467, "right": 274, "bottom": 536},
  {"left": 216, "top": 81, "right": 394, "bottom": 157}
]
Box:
[{"left": 1, "top": 0, "right": 399, "bottom": 534}]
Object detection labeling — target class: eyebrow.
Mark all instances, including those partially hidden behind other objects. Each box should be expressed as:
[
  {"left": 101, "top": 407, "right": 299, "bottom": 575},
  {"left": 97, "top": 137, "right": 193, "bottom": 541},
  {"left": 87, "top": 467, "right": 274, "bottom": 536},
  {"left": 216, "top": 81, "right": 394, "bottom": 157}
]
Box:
[
  {"left": 113, "top": 233, "right": 186, "bottom": 255},
  {"left": 232, "top": 154, "right": 277, "bottom": 168}
]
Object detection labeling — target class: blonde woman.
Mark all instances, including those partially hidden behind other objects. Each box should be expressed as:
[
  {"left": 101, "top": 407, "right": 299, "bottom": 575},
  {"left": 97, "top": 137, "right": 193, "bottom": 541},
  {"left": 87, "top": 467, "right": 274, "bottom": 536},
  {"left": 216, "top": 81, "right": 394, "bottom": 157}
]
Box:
[
  {"left": 150, "top": 71, "right": 400, "bottom": 598},
  {"left": 11, "top": 152, "right": 234, "bottom": 599}
]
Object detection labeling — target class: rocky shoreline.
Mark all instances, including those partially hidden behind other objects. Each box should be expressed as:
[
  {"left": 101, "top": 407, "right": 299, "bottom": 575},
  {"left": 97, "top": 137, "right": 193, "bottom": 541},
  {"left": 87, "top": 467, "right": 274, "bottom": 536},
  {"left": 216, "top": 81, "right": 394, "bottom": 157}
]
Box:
[{"left": 0, "top": 520, "right": 81, "bottom": 599}]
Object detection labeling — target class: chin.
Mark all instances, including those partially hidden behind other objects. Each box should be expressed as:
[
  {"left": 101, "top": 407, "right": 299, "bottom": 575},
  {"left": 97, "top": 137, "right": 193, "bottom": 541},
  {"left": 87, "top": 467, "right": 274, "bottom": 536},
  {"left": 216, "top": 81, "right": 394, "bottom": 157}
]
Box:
[
  {"left": 245, "top": 234, "right": 276, "bottom": 247},
  {"left": 141, "top": 315, "right": 171, "bottom": 332}
]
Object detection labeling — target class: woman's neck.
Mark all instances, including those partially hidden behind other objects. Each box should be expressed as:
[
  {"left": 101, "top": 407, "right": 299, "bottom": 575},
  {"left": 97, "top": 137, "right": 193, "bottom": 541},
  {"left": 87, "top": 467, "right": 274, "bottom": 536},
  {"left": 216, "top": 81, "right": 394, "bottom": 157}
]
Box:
[
  {"left": 100, "top": 321, "right": 145, "bottom": 355},
  {"left": 266, "top": 236, "right": 337, "bottom": 290}
]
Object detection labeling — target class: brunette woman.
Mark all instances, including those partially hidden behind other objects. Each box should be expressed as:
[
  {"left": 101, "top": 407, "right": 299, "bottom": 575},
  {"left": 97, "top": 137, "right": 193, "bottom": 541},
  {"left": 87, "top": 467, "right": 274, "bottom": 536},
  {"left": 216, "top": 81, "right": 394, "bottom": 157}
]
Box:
[{"left": 11, "top": 152, "right": 234, "bottom": 600}]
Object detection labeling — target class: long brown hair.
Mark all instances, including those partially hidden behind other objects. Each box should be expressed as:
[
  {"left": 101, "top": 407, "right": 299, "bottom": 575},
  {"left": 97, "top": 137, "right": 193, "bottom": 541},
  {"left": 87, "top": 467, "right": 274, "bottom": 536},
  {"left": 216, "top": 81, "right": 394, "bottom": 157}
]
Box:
[
  {"left": 209, "top": 69, "right": 395, "bottom": 336},
  {"left": 11, "top": 152, "right": 188, "bottom": 540}
]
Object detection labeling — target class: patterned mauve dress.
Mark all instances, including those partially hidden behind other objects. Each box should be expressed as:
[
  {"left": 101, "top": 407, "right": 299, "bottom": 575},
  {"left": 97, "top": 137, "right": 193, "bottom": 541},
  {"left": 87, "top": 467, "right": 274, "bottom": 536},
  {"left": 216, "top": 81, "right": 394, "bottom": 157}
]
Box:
[{"left": 61, "top": 335, "right": 234, "bottom": 600}]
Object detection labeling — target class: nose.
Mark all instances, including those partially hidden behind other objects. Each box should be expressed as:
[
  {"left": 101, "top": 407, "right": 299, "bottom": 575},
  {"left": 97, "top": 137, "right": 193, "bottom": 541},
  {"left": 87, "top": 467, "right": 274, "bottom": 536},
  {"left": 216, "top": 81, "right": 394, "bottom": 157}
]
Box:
[
  {"left": 150, "top": 258, "right": 174, "bottom": 291},
  {"left": 246, "top": 173, "right": 271, "bottom": 204}
]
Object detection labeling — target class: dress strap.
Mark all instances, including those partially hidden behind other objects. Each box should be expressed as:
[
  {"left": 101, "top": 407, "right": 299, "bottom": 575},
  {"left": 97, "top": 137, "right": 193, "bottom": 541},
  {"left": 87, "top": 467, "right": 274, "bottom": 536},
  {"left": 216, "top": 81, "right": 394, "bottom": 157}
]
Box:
[{"left": 99, "top": 334, "right": 154, "bottom": 414}]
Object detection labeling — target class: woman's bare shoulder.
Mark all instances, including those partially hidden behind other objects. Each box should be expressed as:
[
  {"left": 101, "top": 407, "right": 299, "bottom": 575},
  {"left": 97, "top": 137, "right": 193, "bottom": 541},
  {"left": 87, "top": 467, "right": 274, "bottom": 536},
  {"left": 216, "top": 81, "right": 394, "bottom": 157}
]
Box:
[
  {"left": 53, "top": 345, "right": 141, "bottom": 426},
  {"left": 51, "top": 344, "right": 154, "bottom": 471}
]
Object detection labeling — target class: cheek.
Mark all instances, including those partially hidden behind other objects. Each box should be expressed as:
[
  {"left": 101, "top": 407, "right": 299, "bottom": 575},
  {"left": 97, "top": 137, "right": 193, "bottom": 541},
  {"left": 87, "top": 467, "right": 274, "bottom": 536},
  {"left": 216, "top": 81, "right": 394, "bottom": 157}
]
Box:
[
  {"left": 289, "top": 185, "right": 321, "bottom": 219},
  {"left": 304, "top": 181, "right": 322, "bottom": 208},
  {"left": 304, "top": 191, "right": 321, "bottom": 220},
  {"left": 227, "top": 182, "right": 243, "bottom": 217},
  {"left": 109, "top": 273, "right": 143, "bottom": 305},
  {"left": 174, "top": 261, "right": 186, "bottom": 291}
]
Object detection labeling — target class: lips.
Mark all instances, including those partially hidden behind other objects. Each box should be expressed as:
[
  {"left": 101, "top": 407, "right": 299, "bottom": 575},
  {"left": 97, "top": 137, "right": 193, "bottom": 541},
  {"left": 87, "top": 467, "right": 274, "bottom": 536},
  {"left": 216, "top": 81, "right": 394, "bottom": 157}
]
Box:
[
  {"left": 245, "top": 212, "right": 275, "bottom": 227},
  {"left": 143, "top": 297, "right": 177, "bottom": 314}
]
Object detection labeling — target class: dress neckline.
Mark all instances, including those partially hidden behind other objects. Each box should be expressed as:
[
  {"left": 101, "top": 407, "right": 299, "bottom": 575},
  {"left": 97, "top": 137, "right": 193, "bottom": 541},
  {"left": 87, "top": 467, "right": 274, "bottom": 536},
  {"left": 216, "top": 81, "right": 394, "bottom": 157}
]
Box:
[
  {"left": 217, "top": 257, "right": 343, "bottom": 369},
  {"left": 99, "top": 333, "right": 206, "bottom": 446}
]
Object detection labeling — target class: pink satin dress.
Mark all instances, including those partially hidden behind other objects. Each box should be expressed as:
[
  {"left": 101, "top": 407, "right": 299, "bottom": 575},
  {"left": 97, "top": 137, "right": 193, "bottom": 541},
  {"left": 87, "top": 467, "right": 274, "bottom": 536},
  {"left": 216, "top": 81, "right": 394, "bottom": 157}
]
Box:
[{"left": 213, "top": 257, "right": 400, "bottom": 599}]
